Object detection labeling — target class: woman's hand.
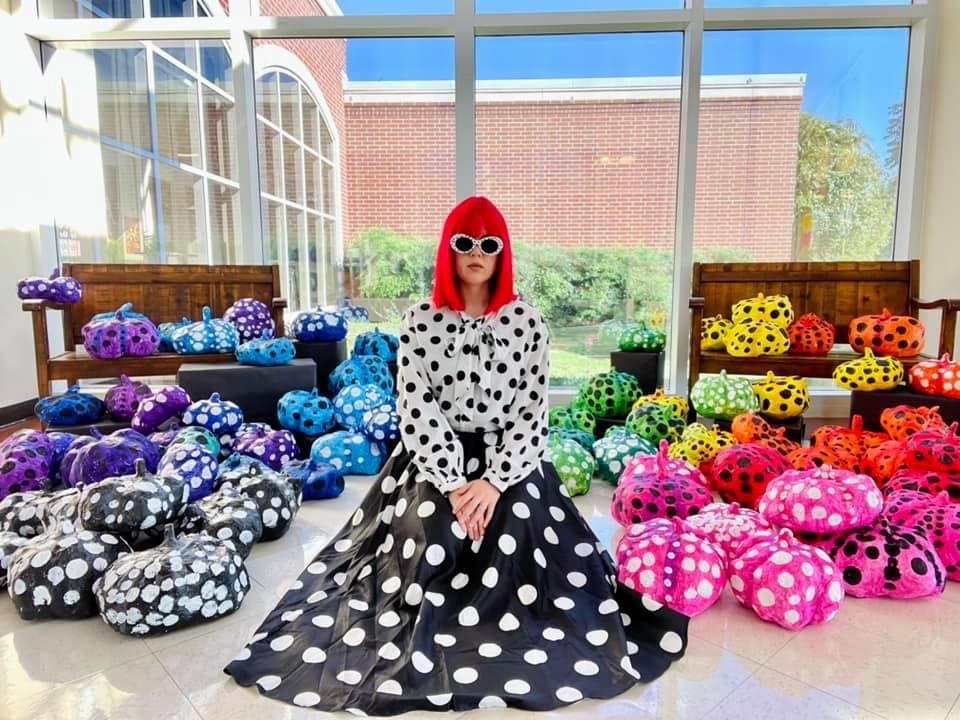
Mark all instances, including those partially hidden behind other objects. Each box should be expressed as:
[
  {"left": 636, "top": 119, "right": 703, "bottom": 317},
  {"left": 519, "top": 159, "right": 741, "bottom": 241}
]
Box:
[{"left": 449, "top": 479, "right": 500, "bottom": 542}]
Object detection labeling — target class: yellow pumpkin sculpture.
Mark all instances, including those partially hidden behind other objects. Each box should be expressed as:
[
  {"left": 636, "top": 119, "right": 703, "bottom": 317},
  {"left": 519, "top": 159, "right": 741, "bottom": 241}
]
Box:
[
  {"left": 725, "top": 321, "right": 791, "bottom": 357},
  {"left": 701, "top": 315, "right": 733, "bottom": 351},
  {"left": 752, "top": 371, "right": 810, "bottom": 419},
  {"left": 630, "top": 388, "right": 689, "bottom": 420},
  {"left": 731, "top": 292, "right": 794, "bottom": 328},
  {"left": 833, "top": 348, "right": 905, "bottom": 391}
]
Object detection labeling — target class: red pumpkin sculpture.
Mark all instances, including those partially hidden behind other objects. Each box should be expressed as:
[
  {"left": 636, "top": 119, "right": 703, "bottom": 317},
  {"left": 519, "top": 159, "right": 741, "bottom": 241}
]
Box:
[
  {"left": 787, "top": 445, "right": 854, "bottom": 472},
  {"left": 711, "top": 443, "right": 791, "bottom": 508},
  {"left": 862, "top": 439, "right": 905, "bottom": 487},
  {"left": 848, "top": 308, "right": 925, "bottom": 358},
  {"left": 880, "top": 405, "right": 947, "bottom": 441},
  {"left": 896, "top": 422, "right": 960, "bottom": 475},
  {"left": 885, "top": 468, "right": 960, "bottom": 501},
  {"left": 730, "top": 412, "right": 800, "bottom": 456},
  {"left": 908, "top": 354, "right": 960, "bottom": 399},
  {"left": 788, "top": 313, "right": 836, "bottom": 356},
  {"left": 811, "top": 415, "right": 888, "bottom": 462}
]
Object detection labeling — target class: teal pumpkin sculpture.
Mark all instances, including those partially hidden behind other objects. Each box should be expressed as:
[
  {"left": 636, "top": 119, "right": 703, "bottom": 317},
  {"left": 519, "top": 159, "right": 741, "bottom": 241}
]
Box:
[
  {"left": 171, "top": 306, "right": 239, "bottom": 355},
  {"left": 333, "top": 384, "right": 393, "bottom": 431},
  {"left": 624, "top": 403, "right": 685, "bottom": 445},
  {"left": 353, "top": 327, "right": 399, "bottom": 363},
  {"left": 690, "top": 370, "right": 760, "bottom": 421},
  {"left": 360, "top": 402, "right": 401, "bottom": 442},
  {"left": 310, "top": 431, "right": 387, "bottom": 475},
  {"left": 292, "top": 308, "right": 348, "bottom": 342},
  {"left": 277, "top": 387, "right": 335, "bottom": 437},
  {"left": 548, "top": 427, "right": 596, "bottom": 452},
  {"left": 181, "top": 393, "right": 244, "bottom": 436},
  {"left": 593, "top": 432, "right": 657, "bottom": 485},
  {"left": 578, "top": 371, "right": 642, "bottom": 419},
  {"left": 235, "top": 331, "right": 296, "bottom": 367},
  {"left": 168, "top": 426, "right": 222, "bottom": 458},
  {"left": 547, "top": 436, "right": 595, "bottom": 496},
  {"left": 157, "top": 317, "right": 190, "bottom": 352},
  {"left": 328, "top": 355, "right": 394, "bottom": 395},
  {"left": 618, "top": 321, "right": 666, "bottom": 352}
]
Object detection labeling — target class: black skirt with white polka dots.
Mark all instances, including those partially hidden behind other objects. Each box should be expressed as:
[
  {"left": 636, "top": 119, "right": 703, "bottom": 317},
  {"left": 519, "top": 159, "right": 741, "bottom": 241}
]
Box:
[{"left": 223, "top": 429, "right": 689, "bottom": 715}]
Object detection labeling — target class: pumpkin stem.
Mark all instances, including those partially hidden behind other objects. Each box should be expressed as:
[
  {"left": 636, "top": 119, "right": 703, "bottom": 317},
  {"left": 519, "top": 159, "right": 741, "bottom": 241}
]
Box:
[
  {"left": 851, "top": 415, "right": 864, "bottom": 436},
  {"left": 162, "top": 523, "right": 179, "bottom": 546},
  {"left": 311, "top": 387, "right": 319, "bottom": 397},
  {"left": 134, "top": 458, "right": 147, "bottom": 477},
  {"left": 210, "top": 392, "right": 221, "bottom": 402},
  {"left": 120, "top": 374, "right": 130, "bottom": 385},
  {"left": 90, "top": 427, "right": 103, "bottom": 440},
  {"left": 49, "top": 268, "right": 60, "bottom": 280},
  {"left": 655, "top": 440, "right": 670, "bottom": 475},
  {"left": 66, "top": 384, "right": 80, "bottom": 394},
  {"left": 202, "top": 306, "right": 213, "bottom": 321},
  {"left": 941, "top": 353, "right": 952, "bottom": 363},
  {"left": 729, "top": 502, "right": 741, "bottom": 514}
]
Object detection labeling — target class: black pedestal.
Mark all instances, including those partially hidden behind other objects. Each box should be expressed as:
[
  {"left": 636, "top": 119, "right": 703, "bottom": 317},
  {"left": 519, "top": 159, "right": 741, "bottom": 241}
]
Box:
[
  {"left": 850, "top": 387, "right": 960, "bottom": 432},
  {"left": 710, "top": 414, "right": 807, "bottom": 443},
  {"left": 610, "top": 351, "right": 665, "bottom": 395},
  {"left": 594, "top": 416, "right": 626, "bottom": 439},
  {"left": 294, "top": 340, "right": 349, "bottom": 393},
  {"left": 177, "top": 360, "right": 317, "bottom": 426},
  {"left": 40, "top": 418, "right": 130, "bottom": 436}
]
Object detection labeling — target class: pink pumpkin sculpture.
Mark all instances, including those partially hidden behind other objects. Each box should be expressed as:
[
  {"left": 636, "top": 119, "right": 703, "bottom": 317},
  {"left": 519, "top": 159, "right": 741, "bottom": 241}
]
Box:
[
  {"left": 711, "top": 443, "right": 791, "bottom": 509},
  {"left": 884, "top": 490, "right": 960, "bottom": 580},
  {"left": 611, "top": 441, "right": 710, "bottom": 526},
  {"left": 758, "top": 464, "right": 883, "bottom": 534},
  {"left": 814, "top": 517, "right": 946, "bottom": 598},
  {"left": 686, "top": 502, "right": 771, "bottom": 557},
  {"left": 729, "top": 528, "right": 844, "bottom": 630},
  {"left": 896, "top": 422, "right": 960, "bottom": 475},
  {"left": 884, "top": 468, "right": 960, "bottom": 501},
  {"left": 615, "top": 516, "right": 726, "bottom": 617}
]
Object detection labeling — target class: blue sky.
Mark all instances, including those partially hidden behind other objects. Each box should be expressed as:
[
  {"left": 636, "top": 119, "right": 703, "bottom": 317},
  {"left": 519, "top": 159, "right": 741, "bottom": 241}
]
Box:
[{"left": 339, "top": 0, "right": 910, "bottom": 155}]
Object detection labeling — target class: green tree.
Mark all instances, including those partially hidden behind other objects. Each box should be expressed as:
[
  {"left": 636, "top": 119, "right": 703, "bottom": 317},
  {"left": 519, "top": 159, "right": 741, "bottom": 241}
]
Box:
[{"left": 795, "top": 113, "right": 896, "bottom": 261}]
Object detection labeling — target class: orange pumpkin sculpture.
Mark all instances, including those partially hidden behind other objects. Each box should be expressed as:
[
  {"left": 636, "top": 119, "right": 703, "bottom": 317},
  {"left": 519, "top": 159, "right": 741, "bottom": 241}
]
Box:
[
  {"left": 788, "top": 313, "right": 836, "bottom": 356},
  {"left": 730, "top": 412, "right": 800, "bottom": 456},
  {"left": 848, "top": 308, "right": 925, "bottom": 358},
  {"left": 880, "top": 405, "right": 947, "bottom": 441},
  {"left": 908, "top": 353, "right": 960, "bottom": 399}
]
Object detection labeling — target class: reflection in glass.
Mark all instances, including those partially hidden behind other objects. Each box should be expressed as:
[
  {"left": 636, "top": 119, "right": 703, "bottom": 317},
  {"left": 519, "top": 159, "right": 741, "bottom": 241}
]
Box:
[
  {"left": 279, "top": 73, "right": 302, "bottom": 138},
  {"left": 155, "top": 56, "right": 202, "bottom": 166},
  {"left": 204, "top": 87, "right": 236, "bottom": 180},
  {"left": 209, "top": 182, "right": 239, "bottom": 264},
  {"left": 159, "top": 165, "right": 206, "bottom": 263},
  {"left": 287, "top": 207, "right": 304, "bottom": 310}
]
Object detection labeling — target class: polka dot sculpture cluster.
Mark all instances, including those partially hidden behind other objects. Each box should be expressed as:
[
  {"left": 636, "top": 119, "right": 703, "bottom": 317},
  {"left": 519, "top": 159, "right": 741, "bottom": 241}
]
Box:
[{"left": 690, "top": 370, "right": 809, "bottom": 422}]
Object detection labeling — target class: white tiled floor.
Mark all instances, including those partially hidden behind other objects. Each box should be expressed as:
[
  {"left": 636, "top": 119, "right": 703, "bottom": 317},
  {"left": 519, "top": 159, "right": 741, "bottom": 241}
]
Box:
[{"left": 2, "top": 478, "right": 959, "bottom": 720}]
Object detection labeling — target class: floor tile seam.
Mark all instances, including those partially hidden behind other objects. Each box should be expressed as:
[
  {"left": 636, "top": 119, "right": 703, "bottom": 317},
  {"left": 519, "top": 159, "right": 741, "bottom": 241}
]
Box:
[
  {"left": 149, "top": 642, "right": 207, "bottom": 719},
  {"left": 752, "top": 664, "right": 890, "bottom": 719}
]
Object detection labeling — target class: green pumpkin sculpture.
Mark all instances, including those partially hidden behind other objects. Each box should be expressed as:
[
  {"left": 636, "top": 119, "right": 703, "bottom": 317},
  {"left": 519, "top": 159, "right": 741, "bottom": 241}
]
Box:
[
  {"left": 578, "top": 371, "right": 642, "bottom": 419},
  {"left": 624, "top": 403, "right": 685, "bottom": 445},
  {"left": 593, "top": 432, "right": 656, "bottom": 485},
  {"left": 548, "top": 427, "right": 596, "bottom": 452},
  {"left": 547, "top": 436, "right": 595, "bottom": 496},
  {"left": 618, "top": 321, "right": 666, "bottom": 353},
  {"left": 690, "top": 369, "right": 759, "bottom": 421}
]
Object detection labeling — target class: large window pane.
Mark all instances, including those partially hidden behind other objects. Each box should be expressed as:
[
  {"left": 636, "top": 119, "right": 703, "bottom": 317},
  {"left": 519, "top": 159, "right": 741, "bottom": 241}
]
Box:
[
  {"left": 477, "top": 33, "right": 682, "bottom": 387},
  {"left": 308, "top": 214, "right": 322, "bottom": 308},
  {"left": 279, "top": 72, "right": 302, "bottom": 138},
  {"left": 322, "top": 217, "right": 339, "bottom": 308},
  {"left": 478, "top": 0, "right": 680, "bottom": 11},
  {"left": 257, "top": 71, "right": 279, "bottom": 125},
  {"left": 304, "top": 150, "right": 321, "bottom": 210},
  {"left": 258, "top": 123, "right": 283, "bottom": 197},
  {"left": 693, "top": 29, "right": 909, "bottom": 264},
  {"left": 201, "top": 43, "right": 233, "bottom": 94},
  {"left": 155, "top": 56, "right": 202, "bottom": 166},
  {"left": 258, "top": 0, "right": 452, "bottom": 15},
  {"left": 204, "top": 87, "right": 236, "bottom": 180},
  {"left": 159, "top": 165, "right": 207, "bottom": 263},
  {"left": 39, "top": 0, "right": 143, "bottom": 18},
  {"left": 283, "top": 139, "right": 302, "bottom": 204},
  {"left": 209, "top": 182, "right": 240, "bottom": 264},
  {"left": 287, "top": 207, "right": 305, "bottom": 310},
  {"left": 262, "top": 198, "right": 283, "bottom": 267},
  {"left": 302, "top": 93, "right": 320, "bottom": 152}
]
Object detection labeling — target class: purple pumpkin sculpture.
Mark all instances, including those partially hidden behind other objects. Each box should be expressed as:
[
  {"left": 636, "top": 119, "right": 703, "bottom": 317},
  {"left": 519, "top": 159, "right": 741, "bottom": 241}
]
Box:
[
  {"left": 131, "top": 385, "right": 191, "bottom": 434},
  {"left": 47, "top": 432, "right": 78, "bottom": 486},
  {"left": 104, "top": 375, "right": 153, "bottom": 421},
  {"left": 148, "top": 423, "right": 181, "bottom": 453},
  {"left": 17, "top": 268, "right": 82, "bottom": 304},
  {"left": 0, "top": 430, "right": 53, "bottom": 500},
  {"left": 81, "top": 303, "right": 161, "bottom": 360},
  {"left": 62, "top": 428, "right": 160, "bottom": 488},
  {"left": 223, "top": 298, "right": 275, "bottom": 343},
  {"left": 233, "top": 426, "right": 300, "bottom": 472}
]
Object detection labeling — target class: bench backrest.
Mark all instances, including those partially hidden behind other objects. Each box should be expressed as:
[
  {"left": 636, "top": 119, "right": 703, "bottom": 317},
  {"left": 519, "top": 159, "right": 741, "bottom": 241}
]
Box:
[
  {"left": 61, "top": 263, "right": 281, "bottom": 349},
  {"left": 692, "top": 260, "right": 919, "bottom": 345}
]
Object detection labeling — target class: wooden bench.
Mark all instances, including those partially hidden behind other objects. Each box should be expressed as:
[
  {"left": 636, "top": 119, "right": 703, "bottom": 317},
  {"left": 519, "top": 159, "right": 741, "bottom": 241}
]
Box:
[
  {"left": 24, "top": 264, "right": 287, "bottom": 397},
  {"left": 688, "top": 260, "right": 959, "bottom": 387}
]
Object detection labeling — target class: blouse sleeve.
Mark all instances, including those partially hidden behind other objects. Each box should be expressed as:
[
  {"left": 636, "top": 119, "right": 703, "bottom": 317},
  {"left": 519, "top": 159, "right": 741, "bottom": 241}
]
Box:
[
  {"left": 396, "top": 307, "right": 469, "bottom": 496},
  {"left": 485, "top": 308, "right": 551, "bottom": 493}
]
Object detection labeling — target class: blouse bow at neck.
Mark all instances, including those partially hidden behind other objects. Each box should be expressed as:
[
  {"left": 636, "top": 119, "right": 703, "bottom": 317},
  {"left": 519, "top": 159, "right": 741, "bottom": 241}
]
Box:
[{"left": 444, "top": 311, "right": 512, "bottom": 420}]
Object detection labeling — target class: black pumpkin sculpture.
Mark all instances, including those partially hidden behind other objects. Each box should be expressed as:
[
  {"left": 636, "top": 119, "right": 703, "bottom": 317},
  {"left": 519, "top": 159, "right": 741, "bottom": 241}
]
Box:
[
  {"left": 6, "top": 518, "right": 127, "bottom": 620},
  {"left": 218, "top": 458, "right": 300, "bottom": 541},
  {"left": 178, "top": 485, "right": 263, "bottom": 558},
  {"left": 40, "top": 484, "right": 85, "bottom": 524},
  {"left": 94, "top": 524, "right": 250, "bottom": 636},
  {"left": 1, "top": 531, "right": 29, "bottom": 589},
  {"left": 0, "top": 492, "right": 47, "bottom": 538},
  {"left": 79, "top": 459, "right": 190, "bottom": 537}
]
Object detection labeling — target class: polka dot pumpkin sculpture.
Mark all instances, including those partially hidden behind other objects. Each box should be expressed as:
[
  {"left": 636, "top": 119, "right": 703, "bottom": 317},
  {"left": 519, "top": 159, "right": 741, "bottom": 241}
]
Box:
[
  {"left": 611, "top": 441, "right": 710, "bottom": 526},
  {"left": 578, "top": 371, "right": 642, "bottom": 419},
  {"left": 862, "top": 440, "right": 906, "bottom": 487},
  {"left": 0, "top": 531, "right": 28, "bottom": 589},
  {"left": 181, "top": 393, "right": 244, "bottom": 437},
  {"left": 62, "top": 428, "right": 161, "bottom": 489},
  {"left": 333, "top": 384, "right": 392, "bottom": 432},
  {"left": 810, "top": 415, "right": 888, "bottom": 466},
  {"left": 79, "top": 459, "right": 190, "bottom": 536},
  {"left": 909, "top": 353, "right": 960, "bottom": 399},
  {"left": 885, "top": 489, "right": 960, "bottom": 580},
  {"left": 81, "top": 303, "right": 160, "bottom": 360},
  {"left": 17, "top": 268, "right": 82, "bottom": 304},
  {"left": 328, "top": 355, "right": 394, "bottom": 395},
  {"left": 547, "top": 436, "right": 596, "bottom": 497},
  {"left": 833, "top": 348, "right": 905, "bottom": 391},
  {"left": 47, "top": 431, "right": 77, "bottom": 485},
  {"left": 223, "top": 298, "right": 275, "bottom": 343},
  {"left": 157, "top": 317, "right": 190, "bottom": 352},
  {"left": 624, "top": 403, "right": 685, "bottom": 446},
  {"left": 277, "top": 387, "right": 335, "bottom": 437},
  {"left": 885, "top": 468, "right": 960, "bottom": 501},
  {"left": 686, "top": 502, "right": 771, "bottom": 557},
  {"left": 281, "top": 459, "right": 345, "bottom": 501},
  {"left": 897, "top": 423, "right": 960, "bottom": 475},
  {"left": 104, "top": 375, "right": 152, "bottom": 422},
  {"left": 0, "top": 430, "right": 53, "bottom": 500},
  {"left": 732, "top": 292, "right": 794, "bottom": 328},
  {"left": 233, "top": 462, "right": 301, "bottom": 541},
  {"left": 615, "top": 517, "right": 726, "bottom": 617},
  {"left": 291, "top": 308, "right": 348, "bottom": 342},
  {"left": 725, "top": 320, "right": 791, "bottom": 358},
  {"left": 729, "top": 412, "right": 800, "bottom": 457},
  {"left": 849, "top": 308, "right": 925, "bottom": 358},
  {"left": 700, "top": 315, "right": 733, "bottom": 351},
  {"left": 171, "top": 306, "right": 240, "bottom": 355},
  {"left": 310, "top": 430, "right": 387, "bottom": 476},
  {"left": 631, "top": 388, "right": 690, "bottom": 422},
  {"left": 360, "top": 402, "right": 401, "bottom": 443},
  {"left": 592, "top": 432, "right": 655, "bottom": 486},
  {"left": 131, "top": 385, "right": 192, "bottom": 434},
  {"left": 668, "top": 423, "right": 736, "bottom": 475},
  {"left": 617, "top": 321, "right": 666, "bottom": 353},
  {"left": 751, "top": 372, "right": 810, "bottom": 420},
  {"left": 338, "top": 297, "right": 369, "bottom": 322},
  {"left": 158, "top": 443, "right": 219, "bottom": 502},
  {"left": 814, "top": 518, "right": 946, "bottom": 598},
  {"left": 550, "top": 407, "right": 597, "bottom": 435},
  {"left": 711, "top": 443, "right": 791, "bottom": 508},
  {"left": 169, "top": 426, "right": 221, "bottom": 458},
  {"left": 7, "top": 518, "right": 126, "bottom": 620},
  {"left": 729, "top": 528, "right": 843, "bottom": 630},
  {"left": 178, "top": 484, "right": 263, "bottom": 558},
  {"left": 34, "top": 385, "right": 104, "bottom": 427},
  {"left": 880, "top": 404, "right": 946, "bottom": 441},
  {"left": 93, "top": 524, "right": 250, "bottom": 636},
  {"left": 235, "top": 332, "right": 296, "bottom": 367},
  {"left": 547, "top": 427, "right": 595, "bottom": 452},
  {"left": 758, "top": 465, "right": 883, "bottom": 533},
  {"left": 0, "top": 492, "right": 49, "bottom": 538},
  {"left": 353, "top": 327, "right": 400, "bottom": 363},
  {"left": 233, "top": 426, "right": 300, "bottom": 473},
  {"left": 787, "top": 313, "right": 836, "bottom": 356},
  {"left": 690, "top": 370, "right": 759, "bottom": 421}
]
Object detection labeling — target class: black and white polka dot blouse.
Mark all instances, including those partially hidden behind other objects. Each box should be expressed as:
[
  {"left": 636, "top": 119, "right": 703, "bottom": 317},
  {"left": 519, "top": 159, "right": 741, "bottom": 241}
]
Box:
[{"left": 397, "top": 298, "right": 550, "bottom": 495}]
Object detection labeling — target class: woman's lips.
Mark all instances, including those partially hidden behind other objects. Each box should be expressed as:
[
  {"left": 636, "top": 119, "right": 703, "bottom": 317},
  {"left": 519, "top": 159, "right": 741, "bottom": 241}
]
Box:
[{"left": 468, "top": 263, "right": 483, "bottom": 269}]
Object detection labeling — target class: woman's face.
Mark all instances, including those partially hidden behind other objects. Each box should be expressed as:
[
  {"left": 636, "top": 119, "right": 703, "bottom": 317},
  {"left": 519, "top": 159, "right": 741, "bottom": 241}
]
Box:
[{"left": 453, "top": 243, "right": 499, "bottom": 288}]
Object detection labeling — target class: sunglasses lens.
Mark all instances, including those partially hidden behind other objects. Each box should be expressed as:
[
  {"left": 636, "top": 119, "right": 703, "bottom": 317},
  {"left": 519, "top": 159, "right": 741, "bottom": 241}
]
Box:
[
  {"left": 453, "top": 235, "right": 474, "bottom": 253},
  {"left": 480, "top": 238, "right": 502, "bottom": 255}
]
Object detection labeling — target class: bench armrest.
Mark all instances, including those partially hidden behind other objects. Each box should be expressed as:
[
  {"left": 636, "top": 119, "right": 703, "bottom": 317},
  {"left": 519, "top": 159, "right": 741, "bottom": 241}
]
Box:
[
  {"left": 912, "top": 296, "right": 960, "bottom": 356},
  {"left": 21, "top": 299, "right": 66, "bottom": 313},
  {"left": 271, "top": 297, "right": 288, "bottom": 338},
  {"left": 22, "top": 299, "right": 60, "bottom": 396},
  {"left": 271, "top": 297, "right": 288, "bottom": 310},
  {"left": 689, "top": 296, "right": 705, "bottom": 310}
]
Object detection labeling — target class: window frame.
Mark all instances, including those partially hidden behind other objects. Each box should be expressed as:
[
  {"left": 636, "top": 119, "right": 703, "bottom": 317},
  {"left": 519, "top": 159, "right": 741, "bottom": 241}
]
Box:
[{"left": 19, "top": 0, "right": 940, "bottom": 394}]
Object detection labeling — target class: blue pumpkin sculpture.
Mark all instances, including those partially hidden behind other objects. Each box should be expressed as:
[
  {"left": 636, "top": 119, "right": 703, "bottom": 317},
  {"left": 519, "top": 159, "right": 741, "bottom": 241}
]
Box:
[
  {"left": 353, "top": 327, "right": 399, "bottom": 363},
  {"left": 333, "top": 384, "right": 392, "bottom": 431},
  {"left": 235, "top": 331, "right": 296, "bottom": 367},
  {"left": 158, "top": 443, "right": 219, "bottom": 502},
  {"left": 329, "top": 355, "right": 394, "bottom": 395},
  {"left": 181, "top": 393, "right": 244, "bottom": 436},
  {"left": 283, "top": 458, "right": 345, "bottom": 500},
  {"left": 171, "top": 306, "right": 239, "bottom": 354},
  {"left": 47, "top": 431, "right": 78, "bottom": 486},
  {"left": 360, "top": 401, "right": 401, "bottom": 442},
  {"left": 157, "top": 317, "right": 191, "bottom": 352},
  {"left": 169, "top": 426, "right": 222, "bottom": 457},
  {"left": 310, "top": 431, "right": 387, "bottom": 476},
  {"left": 291, "top": 308, "right": 348, "bottom": 342},
  {"left": 35, "top": 385, "right": 105, "bottom": 426},
  {"left": 338, "top": 297, "right": 369, "bottom": 322},
  {"left": 277, "top": 387, "right": 335, "bottom": 437}
]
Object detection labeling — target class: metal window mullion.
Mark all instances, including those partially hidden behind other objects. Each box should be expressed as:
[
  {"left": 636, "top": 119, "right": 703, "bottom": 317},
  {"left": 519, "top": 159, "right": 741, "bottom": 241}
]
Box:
[
  {"left": 296, "top": 83, "right": 310, "bottom": 309},
  {"left": 668, "top": 0, "right": 704, "bottom": 396},
  {"left": 195, "top": 46, "right": 214, "bottom": 264},
  {"left": 145, "top": 44, "right": 167, "bottom": 262},
  {"left": 230, "top": 24, "right": 262, "bottom": 264},
  {"left": 454, "top": 0, "right": 475, "bottom": 201}
]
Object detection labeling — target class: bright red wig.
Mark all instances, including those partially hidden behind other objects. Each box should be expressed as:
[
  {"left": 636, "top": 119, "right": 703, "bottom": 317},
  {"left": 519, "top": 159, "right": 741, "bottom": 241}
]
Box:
[{"left": 431, "top": 196, "right": 517, "bottom": 317}]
